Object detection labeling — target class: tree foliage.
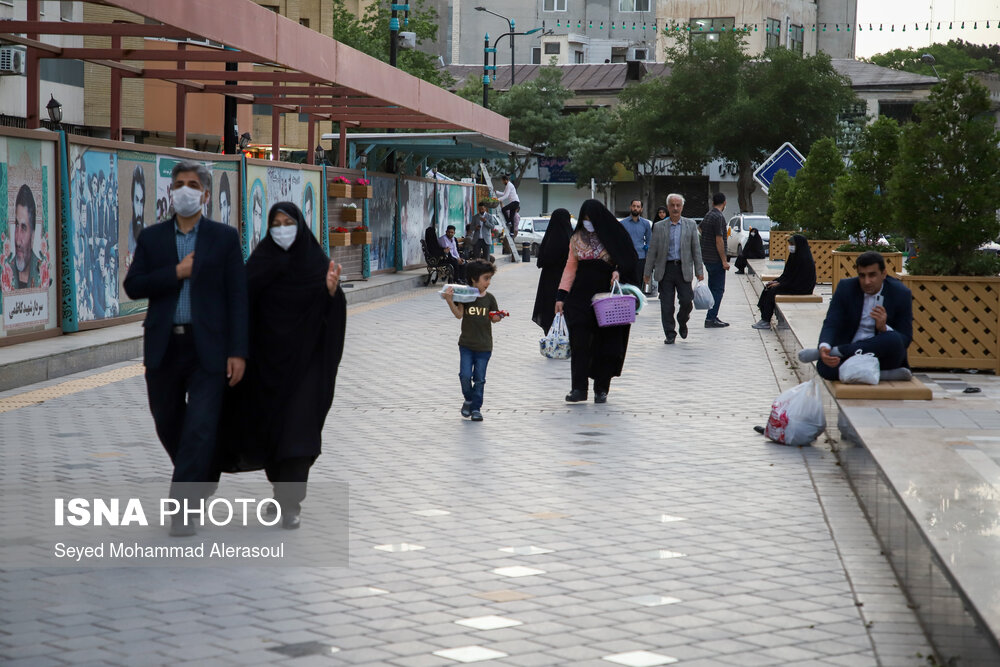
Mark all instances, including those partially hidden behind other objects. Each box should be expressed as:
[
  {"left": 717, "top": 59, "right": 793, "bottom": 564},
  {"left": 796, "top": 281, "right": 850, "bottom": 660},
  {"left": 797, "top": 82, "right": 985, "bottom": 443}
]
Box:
[
  {"left": 766, "top": 170, "right": 795, "bottom": 228},
  {"left": 329, "top": 0, "right": 451, "bottom": 88},
  {"left": 787, "top": 137, "right": 844, "bottom": 239},
  {"left": 620, "top": 31, "right": 856, "bottom": 212},
  {"left": 832, "top": 117, "right": 900, "bottom": 246},
  {"left": 889, "top": 73, "right": 1000, "bottom": 275},
  {"left": 560, "top": 107, "right": 621, "bottom": 191},
  {"left": 490, "top": 66, "right": 572, "bottom": 186},
  {"left": 867, "top": 39, "right": 1000, "bottom": 78}
]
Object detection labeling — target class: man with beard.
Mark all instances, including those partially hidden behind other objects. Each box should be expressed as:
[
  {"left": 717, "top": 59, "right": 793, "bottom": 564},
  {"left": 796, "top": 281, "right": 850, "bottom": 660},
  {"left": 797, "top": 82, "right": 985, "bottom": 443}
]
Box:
[
  {"left": 251, "top": 189, "right": 263, "bottom": 249},
  {"left": 218, "top": 173, "right": 232, "bottom": 227},
  {"left": 129, "top": 165, "right": 146, "bottom": 255},
  {"left": 7, "top": 185, "right": 41, "bottom": 289}
]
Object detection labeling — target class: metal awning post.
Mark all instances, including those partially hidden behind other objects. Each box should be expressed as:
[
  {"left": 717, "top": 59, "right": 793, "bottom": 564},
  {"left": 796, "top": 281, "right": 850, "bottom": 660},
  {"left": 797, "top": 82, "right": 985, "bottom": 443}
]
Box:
[
  {"left": 271, "top": 106, "right": 280, "bottom": 160},
  {"left": 338, "top": 123, "right": 347, "bottom": 168},
  {"left": 306, "top": 116, "right": 316, "bottom": 164},
  {"left": 26, "top": 0, "right": 40, "bottom": 129},
  {"left": 110, "top": 35, "right": 122, "bottom": 141},
  {"left": 175, "top": 43, "right": 187, "bottom": 147}
]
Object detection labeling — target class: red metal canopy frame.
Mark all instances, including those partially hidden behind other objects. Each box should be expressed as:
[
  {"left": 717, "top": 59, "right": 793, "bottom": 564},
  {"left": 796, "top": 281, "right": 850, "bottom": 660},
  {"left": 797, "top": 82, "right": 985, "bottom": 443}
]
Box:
[{"left": 1, "top": 0, "right": 508, "bottom": 166}]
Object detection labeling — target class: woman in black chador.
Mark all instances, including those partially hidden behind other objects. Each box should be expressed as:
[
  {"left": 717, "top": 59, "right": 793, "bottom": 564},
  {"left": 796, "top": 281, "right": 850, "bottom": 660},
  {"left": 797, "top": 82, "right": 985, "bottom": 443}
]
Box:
[
  {"left": 734, "top": 227, "right": 766, "bottom": 274},
  {"left": 554, "top": 199, "right": 638, "bottom": 404},
  {"left": 224, "top": 202, "right": 346, "bottom": 529},
  {"left": 752, "top": 234, "right": 816, "bottom": 329},
  {"left": 532, "top": 208, "right": 574, "bottom": 333}
]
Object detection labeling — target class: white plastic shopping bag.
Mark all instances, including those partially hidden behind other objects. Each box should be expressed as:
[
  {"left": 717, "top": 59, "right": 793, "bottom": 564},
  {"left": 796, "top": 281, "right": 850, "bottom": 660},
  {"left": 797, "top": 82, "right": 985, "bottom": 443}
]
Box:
[
  {"left": 439, "top": 284, "right": 480, "bottom": 303},
  {"left": 693, "top": 281, "right": 714, "bottom": 310},
  {"left": 540, "top": 313, "right": 571, "bottom": 360},
  {"left": 764, "top": 378, "right": 826, "bottom": 446},
  {"left": 838, "top": 350, "right": 880, "bottom": 385}
]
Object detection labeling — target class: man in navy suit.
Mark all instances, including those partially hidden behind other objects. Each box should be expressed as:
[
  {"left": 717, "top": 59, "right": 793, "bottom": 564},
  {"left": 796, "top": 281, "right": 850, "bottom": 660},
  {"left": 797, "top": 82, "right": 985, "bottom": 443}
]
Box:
[
  {"left": 124, "top": 161, "right": 248, "bottom": 536},
  {"left": 798, "top": 251, "right": 913, "bottom": 382}
]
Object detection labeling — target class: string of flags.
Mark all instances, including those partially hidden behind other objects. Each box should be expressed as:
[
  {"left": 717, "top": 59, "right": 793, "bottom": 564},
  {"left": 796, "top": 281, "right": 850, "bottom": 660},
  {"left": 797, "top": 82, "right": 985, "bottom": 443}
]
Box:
[{"left": 547, "top": 19, "right": 1000, "bottom": 34}]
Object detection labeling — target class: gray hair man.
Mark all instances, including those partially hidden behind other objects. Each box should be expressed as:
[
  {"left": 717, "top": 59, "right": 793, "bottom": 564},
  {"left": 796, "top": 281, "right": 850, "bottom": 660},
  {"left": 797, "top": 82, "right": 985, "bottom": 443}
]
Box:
[{"left": 643, "top": 193, "right": 704, "bottom": 344}]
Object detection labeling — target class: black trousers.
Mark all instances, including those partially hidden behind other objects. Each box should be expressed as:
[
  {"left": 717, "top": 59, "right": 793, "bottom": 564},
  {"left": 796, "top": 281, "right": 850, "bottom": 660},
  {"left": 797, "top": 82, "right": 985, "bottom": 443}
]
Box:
[
  {"left": 658, "top": 262, "right": 693, "bottom": 337},
  {"left": 144, "top": 331, "right": 225, "bottom": 498},
  {"left": 501, "top": 201, "right": 520, "bottom": 231},
  {"left": 569, "top": 326, "right": 612, "bottom": 394},
  {"left": 265, "top": 456, "right": 314, "bottom": 515},
  {"left": 442, "top": 256, "right": 464, "bottom": 281},
  {"left": 816, "top": 331, "right": 909, "bottom": 381}
]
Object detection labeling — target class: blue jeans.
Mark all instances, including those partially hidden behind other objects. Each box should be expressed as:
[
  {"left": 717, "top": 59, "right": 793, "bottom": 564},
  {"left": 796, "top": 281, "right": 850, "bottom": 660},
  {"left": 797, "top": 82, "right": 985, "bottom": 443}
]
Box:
[
  {"left": 704, "top": 261, "right": 726, "bottom": 321},
  {"left": 459, "top": 346, "right": 492, "bottom": 410}
]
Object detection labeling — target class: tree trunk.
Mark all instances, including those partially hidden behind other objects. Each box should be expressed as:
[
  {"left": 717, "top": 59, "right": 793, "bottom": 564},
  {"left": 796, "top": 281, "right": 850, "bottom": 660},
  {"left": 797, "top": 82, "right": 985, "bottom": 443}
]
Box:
[{"left": 737, "top": 159, "right": 756, "bottom": 213}]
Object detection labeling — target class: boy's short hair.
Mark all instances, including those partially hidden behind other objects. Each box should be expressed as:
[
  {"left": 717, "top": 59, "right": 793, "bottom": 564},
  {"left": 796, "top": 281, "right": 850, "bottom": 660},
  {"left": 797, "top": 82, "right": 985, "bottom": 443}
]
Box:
[{"left": 465, "top": 259, "right": 496, "bottom": 285}]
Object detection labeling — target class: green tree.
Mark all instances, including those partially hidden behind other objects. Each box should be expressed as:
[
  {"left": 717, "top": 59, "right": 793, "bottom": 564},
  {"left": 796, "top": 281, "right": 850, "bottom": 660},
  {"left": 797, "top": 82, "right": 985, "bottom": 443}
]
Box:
[
  {"left": 788, "top": 137, "right": 844, "bottom": 239},
  {"left": 766, "top": 170, "right": 795, "bottom": 228},
  {"left": 490, "top": 66, "right": 572, "bottom": 186},
  {"left": 615, "top": 76, "right": 678, "bottom": 211},
  {"left": 867, "top": 39, "right": 998, "bottom": 78},
  {"left": 560, "top": 107, "right": 621, "bottom": 197},
  {"left": 832, "top": 117, "right": 900, "bottom": 247},
  {"left": 889, "top": 73, "right": 1000, "bottom": 275},
  {"left": 329, "top": 0, "right": 452, "bottom": 88}
]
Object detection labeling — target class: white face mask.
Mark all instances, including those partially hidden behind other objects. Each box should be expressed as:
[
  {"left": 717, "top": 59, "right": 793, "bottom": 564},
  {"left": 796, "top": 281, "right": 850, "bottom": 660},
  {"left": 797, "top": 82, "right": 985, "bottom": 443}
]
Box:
[
  {"left": 172, "top": 186, "right": 204, "bottom": 218},
  {"left": 583, "top": 220, "right": 595, "bottom": 233},
  {"left": 788, "top": 245, "right": 796, "bottom": 254},
  {"left": 270, "top": 225, "right": 297, "bottom": 250}
]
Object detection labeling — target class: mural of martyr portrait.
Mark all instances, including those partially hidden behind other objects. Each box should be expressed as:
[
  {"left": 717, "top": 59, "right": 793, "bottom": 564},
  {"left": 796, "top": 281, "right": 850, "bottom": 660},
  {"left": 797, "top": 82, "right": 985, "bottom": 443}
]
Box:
[
  {"left": 302, "top": 183, "right": 315, "bottom": 231},
  {"left": 129, "top": 164, "right": 147, "bottom": 255},
  {"left": 250, "top": 180, "right": 265, "bottom": 252},
  {"left": 219, "top": 172, "right": 232, "bottom": 228},
  {"left": 5, "top": 184, "right": 41, "bottom": 290}
]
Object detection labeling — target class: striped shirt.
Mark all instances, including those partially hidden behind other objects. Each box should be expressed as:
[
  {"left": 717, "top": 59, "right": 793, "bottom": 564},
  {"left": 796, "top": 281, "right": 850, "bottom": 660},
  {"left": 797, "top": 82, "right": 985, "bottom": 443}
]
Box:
[{"left": 173, "top": 219, "right": 200, "bottom": 324}]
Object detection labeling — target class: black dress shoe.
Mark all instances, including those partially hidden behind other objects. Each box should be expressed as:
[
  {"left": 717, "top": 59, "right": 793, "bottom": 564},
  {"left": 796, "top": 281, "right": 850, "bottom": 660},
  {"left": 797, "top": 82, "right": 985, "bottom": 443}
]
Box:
[
  {"left": 565, "top": 390, "right": 588, "bottom": 402},
  {"left": 735, "top": 270, "right": 746, "bottom": 274},
  {"left": 594, "top": 391, "right": 608, "bottom": 404},
  {"left": 705, "top": 319, "right": 730, "bottom": 328},
  {"left": 282, "top": 512, "right": 301, "bottom": 530},
  {"left": 679, "top": 323, "right": 688, "bottom": 339},
  {"left": 664, "top": 334, "right": 676, "bottom": 344},
  {"left": 753, "top": 425, "right": 765, "bottom": 434}
]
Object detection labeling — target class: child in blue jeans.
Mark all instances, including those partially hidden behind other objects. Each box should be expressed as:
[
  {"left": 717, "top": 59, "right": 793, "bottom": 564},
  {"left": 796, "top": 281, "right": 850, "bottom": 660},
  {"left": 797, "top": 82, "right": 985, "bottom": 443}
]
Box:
[{"left": 443, "top": 261, "right": 504, "bottom": 421}]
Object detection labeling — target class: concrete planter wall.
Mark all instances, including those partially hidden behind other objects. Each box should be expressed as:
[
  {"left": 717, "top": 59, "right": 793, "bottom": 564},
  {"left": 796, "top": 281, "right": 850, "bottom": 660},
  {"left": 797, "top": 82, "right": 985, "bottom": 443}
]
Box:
[
  {"left": 831, "top": 251, "right": 904, "bottom": 293},
  {"left": 901, "top": 274, "right": 1000, "bottom": 372}
]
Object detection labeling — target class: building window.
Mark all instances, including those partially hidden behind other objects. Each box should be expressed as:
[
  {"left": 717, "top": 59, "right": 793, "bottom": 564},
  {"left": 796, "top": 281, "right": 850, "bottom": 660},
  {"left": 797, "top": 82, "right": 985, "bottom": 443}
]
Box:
[
  {"left": 544, "top": 42, "right": 560, "bottom": 55},
  {"left": 261, "top": 4, "right": 279, "bottom": 13},
  {"left": 766, "top": 18, "right": 781, "bottom": 49},
  {"left": 531, "top": 47, "right": 541, "bottom": 64},
  {"left": 60, "top": 1, "right": 74, "bottom": 21},
  {"left": 689, "top": 18, "right": 735, "bottom": 43},
  {"left": 790, "top": 25, "right": 804, "bottom": 54},
  {"left": 620, "top": 0, "right": 651, "bottom": 11},
  {"left": 299, "top": 18, "right": 310, "bottom": 28},
  {"left": 575, "top": 50, "right": 585, "bottom": 63},
  {"left": 543, "top": 0, "right": 567, "bottom": 11}
]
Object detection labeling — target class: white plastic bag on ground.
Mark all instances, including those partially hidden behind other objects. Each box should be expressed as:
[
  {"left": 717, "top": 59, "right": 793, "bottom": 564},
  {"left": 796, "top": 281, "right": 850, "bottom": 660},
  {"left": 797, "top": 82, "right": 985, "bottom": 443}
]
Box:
[
  {"left": 539, "top": 313, "right": 571, "bottom": 360},
  {"left": 693, "top": 281, "right": 714, "bottom": 310},
  {"left": 764, "top": 378, "right": 826, "bottom": 446},
  {"left": 838, "top": 350, "right": 880, "bottom": 385}
]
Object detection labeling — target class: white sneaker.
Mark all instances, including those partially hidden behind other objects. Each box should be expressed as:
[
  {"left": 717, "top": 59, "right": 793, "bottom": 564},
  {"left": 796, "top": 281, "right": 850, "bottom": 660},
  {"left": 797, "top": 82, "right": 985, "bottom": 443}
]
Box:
[{"left": 751, "top": 319, "right": 771, "bottom": 330}]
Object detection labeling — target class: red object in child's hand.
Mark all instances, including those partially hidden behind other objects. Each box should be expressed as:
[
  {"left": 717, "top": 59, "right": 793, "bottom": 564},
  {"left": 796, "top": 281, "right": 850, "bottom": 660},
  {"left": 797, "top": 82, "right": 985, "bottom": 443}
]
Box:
[{"left": 489, "top": 310, "right": 509, "bottom": 319}]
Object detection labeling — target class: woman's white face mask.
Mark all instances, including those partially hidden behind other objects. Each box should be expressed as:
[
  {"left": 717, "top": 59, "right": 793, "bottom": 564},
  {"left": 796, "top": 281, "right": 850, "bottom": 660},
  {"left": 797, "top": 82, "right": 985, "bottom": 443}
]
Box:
[
  {"left": 583, "top": 220, "right": 595, "bottom": 233},
  {"left": 270, "top": 224, "right": 297, "bottom": 250},
  {"left": 788, "top": 245, "right": 796, "bottom": 254}
]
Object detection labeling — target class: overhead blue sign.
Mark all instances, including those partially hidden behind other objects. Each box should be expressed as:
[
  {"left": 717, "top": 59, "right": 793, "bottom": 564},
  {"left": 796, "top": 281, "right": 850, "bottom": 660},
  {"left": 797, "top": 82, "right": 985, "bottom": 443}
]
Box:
[{"left": 753, "top": 142, "right": 805, "bottom": 192}]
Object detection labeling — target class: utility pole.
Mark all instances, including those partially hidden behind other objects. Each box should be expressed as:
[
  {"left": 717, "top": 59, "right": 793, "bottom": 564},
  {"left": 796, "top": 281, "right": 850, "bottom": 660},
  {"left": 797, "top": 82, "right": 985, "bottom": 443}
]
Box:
[{"left": 483, "top": 33, "right": 493, "bottom": 108}]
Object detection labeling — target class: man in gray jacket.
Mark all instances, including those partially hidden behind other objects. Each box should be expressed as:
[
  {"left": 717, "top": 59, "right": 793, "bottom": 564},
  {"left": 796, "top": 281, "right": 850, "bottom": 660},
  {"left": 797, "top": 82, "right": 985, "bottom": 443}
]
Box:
[{"left": 644, "top": 193, "right": 704, "bottom": 344}]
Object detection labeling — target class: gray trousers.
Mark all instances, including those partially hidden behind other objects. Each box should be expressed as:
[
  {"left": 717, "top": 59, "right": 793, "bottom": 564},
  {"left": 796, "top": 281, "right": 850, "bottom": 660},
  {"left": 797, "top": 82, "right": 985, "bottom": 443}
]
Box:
[{"left": 658, "top": 262, "right": 692, "bottom": 336}]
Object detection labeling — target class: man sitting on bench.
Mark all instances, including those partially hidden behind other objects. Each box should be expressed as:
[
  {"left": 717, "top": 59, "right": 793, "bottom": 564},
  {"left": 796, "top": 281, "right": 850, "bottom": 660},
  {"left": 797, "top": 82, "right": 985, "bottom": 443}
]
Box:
[
  {"left": 797, "top": 251, "right": 914, "bottom": 382},
  {"left": 438, "top": 225, "right": 465, "bottom": 282}
]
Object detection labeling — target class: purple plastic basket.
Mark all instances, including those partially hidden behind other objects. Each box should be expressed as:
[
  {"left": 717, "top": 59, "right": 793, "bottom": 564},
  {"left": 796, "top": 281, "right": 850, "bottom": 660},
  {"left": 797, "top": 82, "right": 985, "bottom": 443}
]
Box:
[{"left": 593, "top": 293, "right": 637, "bottom": 327}]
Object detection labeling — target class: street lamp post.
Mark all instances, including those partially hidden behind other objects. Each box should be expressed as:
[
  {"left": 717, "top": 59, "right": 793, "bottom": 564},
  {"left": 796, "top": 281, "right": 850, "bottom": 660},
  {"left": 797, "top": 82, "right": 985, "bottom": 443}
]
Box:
[
  {"left": 483, "top": 33, "right": 494, "bottom": 108},
  {"left": 489, "top": 28, "right": 544, "bottom": 90},
  {"left": 475, "top": 6, "right": 516, "bottom": 87}
]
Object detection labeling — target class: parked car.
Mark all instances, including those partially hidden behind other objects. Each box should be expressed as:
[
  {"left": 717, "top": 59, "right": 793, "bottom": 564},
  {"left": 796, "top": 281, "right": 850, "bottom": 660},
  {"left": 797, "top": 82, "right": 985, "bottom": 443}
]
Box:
[{"left": 726, "top": 214, "right": 774, "bottom": 260}]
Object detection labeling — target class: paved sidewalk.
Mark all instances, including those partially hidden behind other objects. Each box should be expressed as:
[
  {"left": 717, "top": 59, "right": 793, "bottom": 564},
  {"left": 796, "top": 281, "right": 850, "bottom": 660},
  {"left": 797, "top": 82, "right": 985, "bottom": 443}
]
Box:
[{"left": 0, "top": 264, "right": 931, "bottom": 666}]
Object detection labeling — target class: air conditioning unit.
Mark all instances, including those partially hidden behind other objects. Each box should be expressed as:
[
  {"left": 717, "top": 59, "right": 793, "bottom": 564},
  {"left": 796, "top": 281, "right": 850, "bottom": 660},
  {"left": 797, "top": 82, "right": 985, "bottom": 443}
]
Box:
[
  {"left": 0, "top": 46, "right": 26, "bottom": 75},
  {"left": 626, "top": 46, "right": 648, "bottom": 62}
]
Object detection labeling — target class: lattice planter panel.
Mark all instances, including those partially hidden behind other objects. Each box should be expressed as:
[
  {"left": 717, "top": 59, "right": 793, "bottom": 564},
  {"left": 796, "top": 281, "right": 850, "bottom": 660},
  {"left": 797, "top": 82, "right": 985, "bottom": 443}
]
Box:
[
  {"left": 832, "top": 252, "right": 903, "bottom": 293},
  {"left": 809, "top": 240, "right": 848, "bottom": 284},
  {"left": 770, "top": 230, "right": 794, "bottom": 261},
  {"left": 901, "top": 275, "right": 1000, "bottom": 372}
]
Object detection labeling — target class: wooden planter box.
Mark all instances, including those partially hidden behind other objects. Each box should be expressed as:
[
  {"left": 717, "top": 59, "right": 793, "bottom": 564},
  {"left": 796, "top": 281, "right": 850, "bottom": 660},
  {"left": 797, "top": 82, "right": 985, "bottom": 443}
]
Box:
[
  {"left": 901, "top": 274, "right": 1000, "bottom": 373},
  {"left": 329, "top": 183, "right": 352, "bottom": 198},
  {"left": 809, "top": 239, "right": 850, "bottom": 284},
  {"left": 831, "top": 251, "right": 904, "bottom": 293},
  {"left": 329, "top": 232, "right": 351, "bottom": 247},
  {"left": 769, "top": 230, "right": 794, "bottom": 260},
  {"left": 353, "top": 185, "right": 373, "bottom": 199},
  {"left": 350, "top": 230, "right": 372, "bottom": 245},
  {"left": 341, "top": 207, "right": 364, "bottom": 223}
]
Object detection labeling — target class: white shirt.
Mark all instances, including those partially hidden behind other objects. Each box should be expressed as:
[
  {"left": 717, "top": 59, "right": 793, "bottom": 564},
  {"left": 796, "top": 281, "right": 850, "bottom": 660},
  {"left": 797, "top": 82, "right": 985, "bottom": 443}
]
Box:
[
  {"left": 438, "top": 234, "right": 460, "bottom": 259},
  {"left": 499, "top": 181, "right": 519, "bottom": 205}
]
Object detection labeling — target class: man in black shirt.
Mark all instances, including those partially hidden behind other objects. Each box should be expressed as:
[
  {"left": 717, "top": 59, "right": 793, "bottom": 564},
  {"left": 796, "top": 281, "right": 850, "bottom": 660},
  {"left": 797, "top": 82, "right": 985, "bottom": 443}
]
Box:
[{"left": 700, "top": 192, "right": 730, "bottom": 328}]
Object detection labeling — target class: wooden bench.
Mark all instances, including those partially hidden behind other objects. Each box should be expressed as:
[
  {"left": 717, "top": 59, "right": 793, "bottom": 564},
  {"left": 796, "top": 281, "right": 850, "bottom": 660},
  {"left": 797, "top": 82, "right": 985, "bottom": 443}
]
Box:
[
  {"left": 775, "top": 294, "right": 822, "bottom": 303},
  {"left": 826, "top": 377, "right": 932, "bottom": 400}
]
